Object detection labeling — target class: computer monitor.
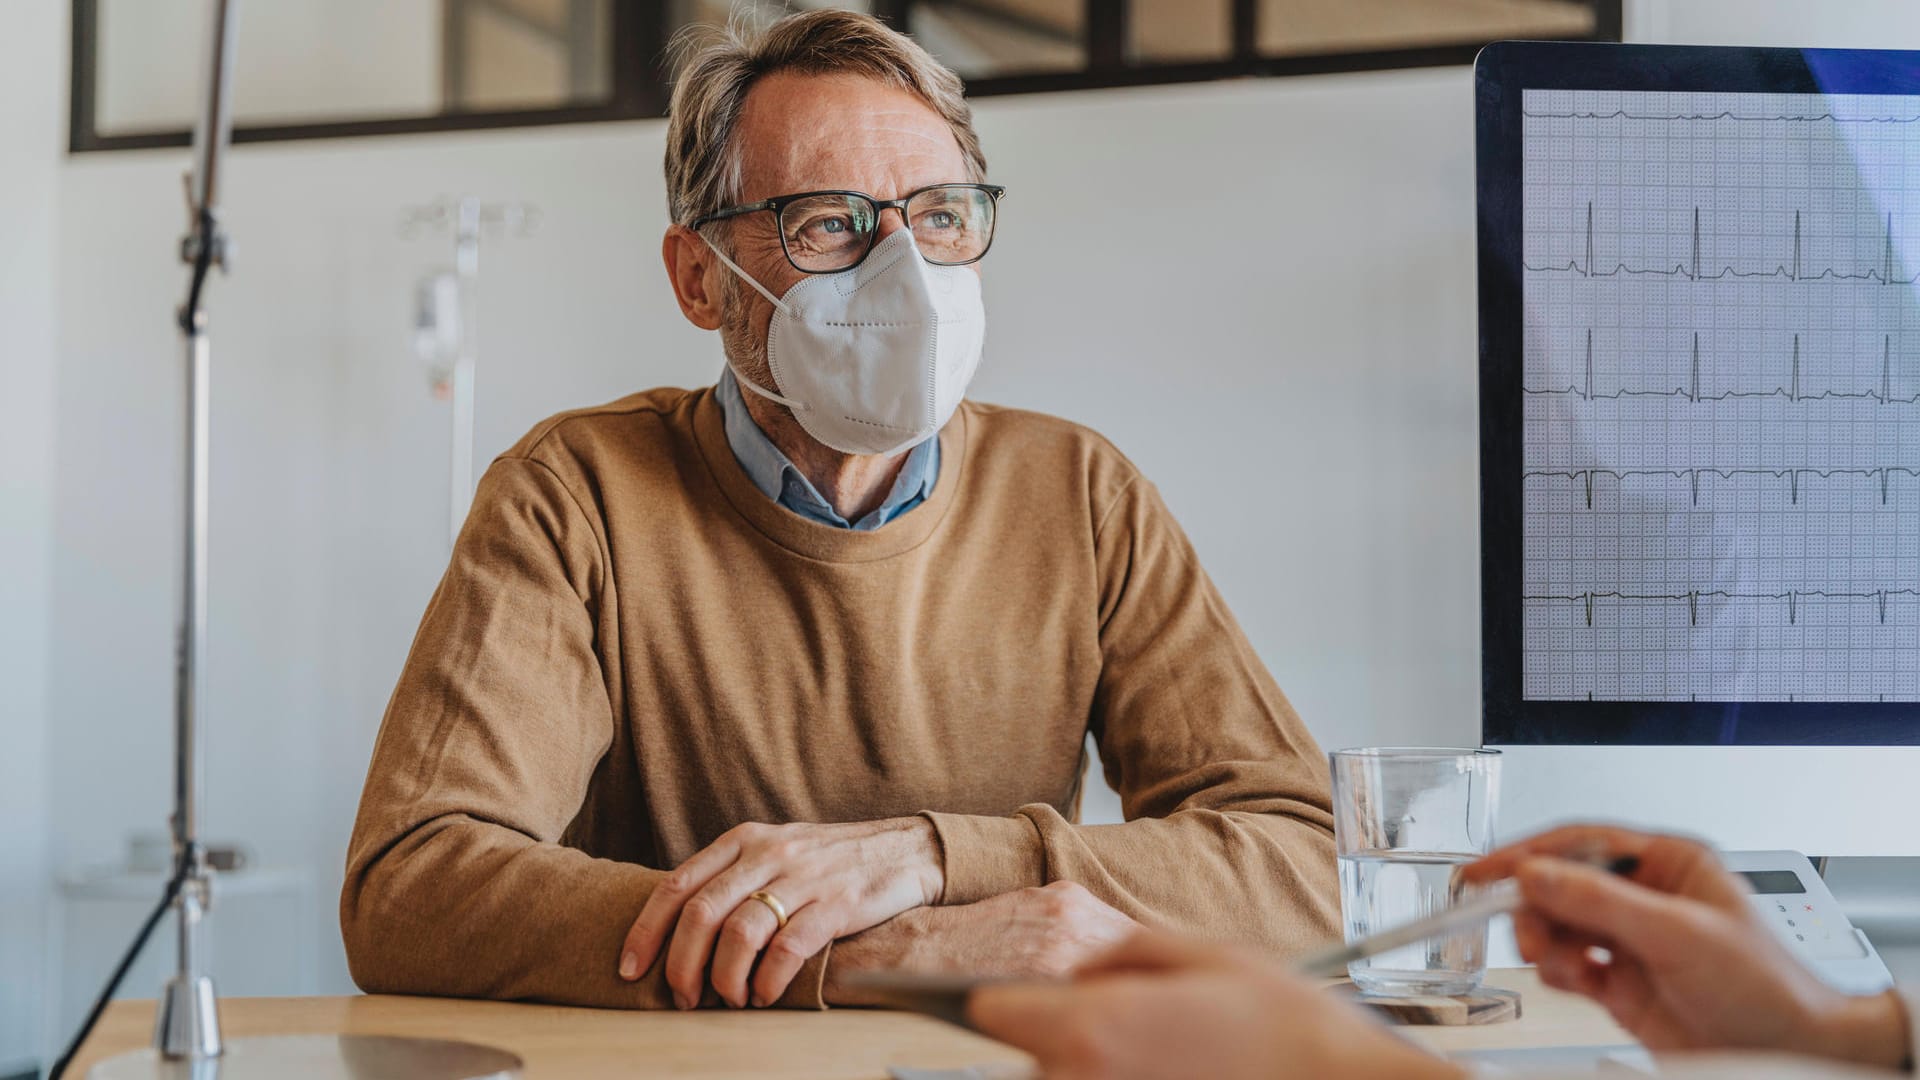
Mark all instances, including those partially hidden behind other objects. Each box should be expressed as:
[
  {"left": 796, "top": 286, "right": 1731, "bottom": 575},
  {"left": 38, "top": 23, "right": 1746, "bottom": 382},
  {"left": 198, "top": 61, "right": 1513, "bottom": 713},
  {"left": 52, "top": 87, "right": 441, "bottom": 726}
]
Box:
[{"left": 1477, "top": 42, "right": 1920, "bottom": 856}]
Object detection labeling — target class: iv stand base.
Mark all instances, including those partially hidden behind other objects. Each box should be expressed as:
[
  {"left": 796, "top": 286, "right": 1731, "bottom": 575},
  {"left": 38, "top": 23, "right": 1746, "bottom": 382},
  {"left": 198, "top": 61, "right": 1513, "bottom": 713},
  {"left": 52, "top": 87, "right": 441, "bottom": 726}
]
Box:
[
  {"left": 153, "top": 974, "right": 220, "bottom": 1060},
  {"left": 88, "top": 1034, "right": 523, "bottom": 1079}
]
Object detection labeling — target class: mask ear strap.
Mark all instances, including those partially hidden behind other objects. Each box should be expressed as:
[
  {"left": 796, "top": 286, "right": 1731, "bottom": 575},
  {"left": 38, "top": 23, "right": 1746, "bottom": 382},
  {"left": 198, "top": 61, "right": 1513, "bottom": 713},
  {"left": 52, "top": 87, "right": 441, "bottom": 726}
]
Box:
[
  {"left": 698, "top": 234, "right": 807, "bottom": 411},
  {"left": 700, "top": 232, "right": 792, "bottom": 315},
  {"left": 730, "top": 363, "right": 806, "bottom": 412}
]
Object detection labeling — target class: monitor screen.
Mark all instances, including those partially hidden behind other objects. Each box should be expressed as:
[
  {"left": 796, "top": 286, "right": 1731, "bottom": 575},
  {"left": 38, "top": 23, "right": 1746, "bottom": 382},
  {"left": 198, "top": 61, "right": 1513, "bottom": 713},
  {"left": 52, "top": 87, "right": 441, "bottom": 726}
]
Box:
[
  {"left": 1523, "top": 86, "right": 1920, "bottom": 704},
  {"left": 1479, "top": 44, "right": 1920, "bottom": 744}
]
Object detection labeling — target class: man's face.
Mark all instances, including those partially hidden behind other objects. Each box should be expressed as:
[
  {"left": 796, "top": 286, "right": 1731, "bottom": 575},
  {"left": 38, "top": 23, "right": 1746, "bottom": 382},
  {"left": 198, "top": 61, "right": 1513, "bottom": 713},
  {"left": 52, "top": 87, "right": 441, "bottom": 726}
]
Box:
[{"left": 714, "top": 71, "right": 977, "bottom": 385}]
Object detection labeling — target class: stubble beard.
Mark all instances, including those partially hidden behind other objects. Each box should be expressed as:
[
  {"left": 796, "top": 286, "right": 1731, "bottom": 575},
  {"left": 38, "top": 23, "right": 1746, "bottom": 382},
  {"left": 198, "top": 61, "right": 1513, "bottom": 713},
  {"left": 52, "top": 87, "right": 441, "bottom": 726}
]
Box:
[{"left": 718, "top": 273, "right": 775, "bottom": 394}]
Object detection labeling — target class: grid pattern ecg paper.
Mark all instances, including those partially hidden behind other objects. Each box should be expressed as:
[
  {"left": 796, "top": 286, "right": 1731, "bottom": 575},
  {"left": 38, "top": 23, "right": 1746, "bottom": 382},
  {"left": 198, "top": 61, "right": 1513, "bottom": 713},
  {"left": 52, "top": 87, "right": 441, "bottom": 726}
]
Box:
[{"left": 1523, "top": 89, "right": 1920, "bottom": 702}]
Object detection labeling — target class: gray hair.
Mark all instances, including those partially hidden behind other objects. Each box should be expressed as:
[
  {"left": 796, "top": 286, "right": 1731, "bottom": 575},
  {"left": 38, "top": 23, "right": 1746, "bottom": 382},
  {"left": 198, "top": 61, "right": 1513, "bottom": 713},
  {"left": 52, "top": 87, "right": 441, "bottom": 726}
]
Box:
[{"left": 663, "top": 8, "right": 989, "bottom": 227}]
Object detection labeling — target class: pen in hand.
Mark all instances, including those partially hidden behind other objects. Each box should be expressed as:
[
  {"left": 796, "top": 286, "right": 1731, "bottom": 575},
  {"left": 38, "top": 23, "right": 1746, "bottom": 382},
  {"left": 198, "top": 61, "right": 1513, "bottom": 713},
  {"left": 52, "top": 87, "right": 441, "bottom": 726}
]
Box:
[{"left": 1291, "top": 853, "right": 1642, "bottom": 980}]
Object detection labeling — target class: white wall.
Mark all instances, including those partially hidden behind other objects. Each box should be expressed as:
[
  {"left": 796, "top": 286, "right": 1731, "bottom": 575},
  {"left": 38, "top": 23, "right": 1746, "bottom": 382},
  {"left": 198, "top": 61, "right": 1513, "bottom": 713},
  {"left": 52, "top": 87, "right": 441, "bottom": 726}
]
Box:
[
  {"left": 0, "top": 1, "right": 64, "bottom": 1071},
  {"left": 976, "top": 76, "right": 1484, "bottom": 752},
  {"left": 1628, "top": 0, "right": 1920, "bottom": 48}
]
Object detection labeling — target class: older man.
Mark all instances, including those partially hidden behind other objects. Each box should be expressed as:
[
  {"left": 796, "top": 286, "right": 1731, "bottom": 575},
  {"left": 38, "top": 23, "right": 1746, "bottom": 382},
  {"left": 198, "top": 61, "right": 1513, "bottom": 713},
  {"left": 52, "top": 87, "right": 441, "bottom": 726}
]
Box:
[{"left": 341, "top": 9, "right": 1336, "bottom": 1013}]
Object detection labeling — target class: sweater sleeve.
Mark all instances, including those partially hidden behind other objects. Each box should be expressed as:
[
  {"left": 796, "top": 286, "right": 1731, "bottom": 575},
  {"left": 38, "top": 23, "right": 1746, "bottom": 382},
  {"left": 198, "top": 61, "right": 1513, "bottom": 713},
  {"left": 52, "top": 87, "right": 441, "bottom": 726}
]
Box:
[
  {"left": 340, "top": 455, "right": 829, "bottom": 1009},
  {"left": 922, "top": 474, "right": 1340, "bottom": 954}
]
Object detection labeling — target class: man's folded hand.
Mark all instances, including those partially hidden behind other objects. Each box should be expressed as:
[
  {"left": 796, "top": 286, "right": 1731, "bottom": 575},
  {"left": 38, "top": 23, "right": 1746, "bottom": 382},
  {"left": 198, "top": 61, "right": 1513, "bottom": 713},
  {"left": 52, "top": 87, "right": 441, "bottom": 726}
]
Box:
[{"left": 617, "top": 817, "right": 945, "bottom": 1009}]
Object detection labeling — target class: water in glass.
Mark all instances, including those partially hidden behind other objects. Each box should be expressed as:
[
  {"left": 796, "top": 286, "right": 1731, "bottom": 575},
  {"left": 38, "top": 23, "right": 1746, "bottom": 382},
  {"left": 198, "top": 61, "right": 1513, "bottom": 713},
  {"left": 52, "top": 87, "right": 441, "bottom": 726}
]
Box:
[{"left": 1338, "top": 849, "right": 1486, "bottom": 996}]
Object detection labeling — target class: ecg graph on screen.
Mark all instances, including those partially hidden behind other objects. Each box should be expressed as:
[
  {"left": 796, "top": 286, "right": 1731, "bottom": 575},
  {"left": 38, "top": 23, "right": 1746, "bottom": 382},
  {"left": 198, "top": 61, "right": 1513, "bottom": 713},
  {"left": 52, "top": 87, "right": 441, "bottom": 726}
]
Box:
[
  {"left": 1530, "top": 330, "right": 1920, "bottom": 405},
  {"left": 1522, "top": 89, "right": 1920, "bottom": 702},
  {"left": 1531, "top": 203, "right": 1915, "bottom": 284}
]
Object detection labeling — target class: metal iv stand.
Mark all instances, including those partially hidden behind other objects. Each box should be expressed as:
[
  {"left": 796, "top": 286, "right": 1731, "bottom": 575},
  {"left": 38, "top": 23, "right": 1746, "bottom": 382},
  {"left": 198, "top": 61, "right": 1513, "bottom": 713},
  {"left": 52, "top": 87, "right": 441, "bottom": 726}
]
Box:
[
  {"left": 81, "top": 1, "right": 521, "bottom": 1075},
  {"left": 401, "top": 196, "right": 537, "bottom": 545},
  {"left": 151, "top": 0, "right": 240, "bottom": 1060}
]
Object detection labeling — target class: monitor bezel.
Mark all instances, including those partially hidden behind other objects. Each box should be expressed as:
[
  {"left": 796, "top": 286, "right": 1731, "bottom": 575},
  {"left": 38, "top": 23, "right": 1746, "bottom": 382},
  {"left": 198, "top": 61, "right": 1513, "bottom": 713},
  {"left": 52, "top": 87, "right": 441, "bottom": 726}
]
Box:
[{"left": 1476, "top": 41, "right": 1920, "bottom": 746}]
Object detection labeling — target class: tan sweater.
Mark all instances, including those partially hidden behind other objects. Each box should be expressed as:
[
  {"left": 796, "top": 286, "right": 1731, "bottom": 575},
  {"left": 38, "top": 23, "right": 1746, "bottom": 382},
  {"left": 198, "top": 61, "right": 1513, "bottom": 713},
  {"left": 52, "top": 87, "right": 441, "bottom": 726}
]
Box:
[{"left": 341, "top": 385, "right": 1339, "bottom": 1010}]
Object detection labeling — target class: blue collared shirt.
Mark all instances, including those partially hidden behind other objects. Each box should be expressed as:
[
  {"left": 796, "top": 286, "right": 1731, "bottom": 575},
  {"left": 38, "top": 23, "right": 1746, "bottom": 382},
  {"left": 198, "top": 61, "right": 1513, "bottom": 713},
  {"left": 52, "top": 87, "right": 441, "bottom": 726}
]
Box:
[{"left": 716, "top": 369, "right": 939, "bottom": 531}]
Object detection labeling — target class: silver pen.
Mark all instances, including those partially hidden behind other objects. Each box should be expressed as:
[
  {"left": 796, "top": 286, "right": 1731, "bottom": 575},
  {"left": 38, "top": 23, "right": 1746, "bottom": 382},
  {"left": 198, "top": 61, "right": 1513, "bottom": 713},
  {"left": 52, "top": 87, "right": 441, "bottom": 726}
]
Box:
[{"left": 1292, "top": 853, "right": 1640, "bottom": 979}]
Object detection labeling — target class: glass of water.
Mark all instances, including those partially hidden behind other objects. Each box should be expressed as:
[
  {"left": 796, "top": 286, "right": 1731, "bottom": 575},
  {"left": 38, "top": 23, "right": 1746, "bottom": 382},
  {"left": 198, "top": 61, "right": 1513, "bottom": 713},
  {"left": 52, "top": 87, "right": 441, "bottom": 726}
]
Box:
[{"left": 1331, "top": 747, "right": 1501, "bottom": 997}]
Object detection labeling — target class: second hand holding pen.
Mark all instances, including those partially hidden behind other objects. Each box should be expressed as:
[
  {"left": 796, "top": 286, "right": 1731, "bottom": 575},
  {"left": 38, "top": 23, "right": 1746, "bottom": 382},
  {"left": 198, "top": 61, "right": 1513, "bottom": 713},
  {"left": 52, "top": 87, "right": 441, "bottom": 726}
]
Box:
[{"left": 1291, "top": 853, "right": 1642, "bottom": 980}]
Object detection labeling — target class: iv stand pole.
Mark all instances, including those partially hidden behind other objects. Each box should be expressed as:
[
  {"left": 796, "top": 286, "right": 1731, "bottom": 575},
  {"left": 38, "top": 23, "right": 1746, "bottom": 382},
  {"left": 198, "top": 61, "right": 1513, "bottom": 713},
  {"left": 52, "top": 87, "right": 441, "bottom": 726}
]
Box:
[
  {"left": 88, "top": 5, "right": 524, "bottom": 1075},
  {"left": 156, "top": 0, "right": 238, "bottom": 1061}
]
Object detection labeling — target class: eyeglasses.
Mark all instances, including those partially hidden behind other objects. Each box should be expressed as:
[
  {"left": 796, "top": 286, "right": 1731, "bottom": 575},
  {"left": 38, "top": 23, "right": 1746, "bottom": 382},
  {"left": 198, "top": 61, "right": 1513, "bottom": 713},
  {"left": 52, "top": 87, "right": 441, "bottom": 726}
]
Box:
[{"left": 690, "top": 182, "right": 1006, "bottom": 274}]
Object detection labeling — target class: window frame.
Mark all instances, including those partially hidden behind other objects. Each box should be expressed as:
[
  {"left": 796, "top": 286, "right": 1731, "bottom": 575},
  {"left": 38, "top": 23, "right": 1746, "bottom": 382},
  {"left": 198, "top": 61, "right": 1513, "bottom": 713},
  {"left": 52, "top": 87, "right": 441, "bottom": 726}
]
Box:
[{"left": 68, "top": 0, "right": 1623, "bottom": 153}]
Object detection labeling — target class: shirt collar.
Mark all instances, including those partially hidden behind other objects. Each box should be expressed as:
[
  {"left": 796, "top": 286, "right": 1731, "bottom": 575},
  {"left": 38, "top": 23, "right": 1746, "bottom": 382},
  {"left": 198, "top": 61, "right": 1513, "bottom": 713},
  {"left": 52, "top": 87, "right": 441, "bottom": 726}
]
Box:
[{"left": 715, "top": 368, "right": 938, "bottom": 530}]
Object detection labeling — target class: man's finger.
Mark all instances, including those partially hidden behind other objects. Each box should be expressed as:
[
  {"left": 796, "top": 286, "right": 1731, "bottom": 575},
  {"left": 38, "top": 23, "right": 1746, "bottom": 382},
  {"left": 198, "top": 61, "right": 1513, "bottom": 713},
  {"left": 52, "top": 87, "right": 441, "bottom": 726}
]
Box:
[
  {"left": 663, "top": 860, "right": 778, "bottom": 1008},
  {"left": 619, "top": 838, "right": 742, "bottom": 981},
  {"left": 750, "top": 903, "right": 834, "bottom": 1008},
  {"left": 709, "top": 897, "right": 782, "bottom": 1008}
]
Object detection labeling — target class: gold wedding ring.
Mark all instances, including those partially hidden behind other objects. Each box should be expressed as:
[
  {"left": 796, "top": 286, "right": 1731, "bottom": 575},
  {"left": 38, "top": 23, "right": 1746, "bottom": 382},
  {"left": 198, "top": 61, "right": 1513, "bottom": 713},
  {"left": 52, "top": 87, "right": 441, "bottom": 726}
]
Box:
[{"left": 748, "top": 890, "right": 790, "bottom": 929}]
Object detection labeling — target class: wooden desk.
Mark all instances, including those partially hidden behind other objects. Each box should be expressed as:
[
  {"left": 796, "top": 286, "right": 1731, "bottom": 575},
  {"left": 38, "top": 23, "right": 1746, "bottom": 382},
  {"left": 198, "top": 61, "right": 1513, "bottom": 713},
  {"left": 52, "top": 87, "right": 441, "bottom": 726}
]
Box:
[
  {"left": 71, "top": 969, "right": 1630, "bottom": 1078},
  {"left": 1404, "top": 969, "right": 1633, "bottom": 1057}
]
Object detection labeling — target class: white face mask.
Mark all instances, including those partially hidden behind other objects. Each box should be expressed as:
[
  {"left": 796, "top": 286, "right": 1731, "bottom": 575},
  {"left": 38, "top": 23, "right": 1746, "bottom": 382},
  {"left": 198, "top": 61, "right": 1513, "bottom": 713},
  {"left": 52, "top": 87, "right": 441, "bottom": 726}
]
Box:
[{"left": 704, "top": 228, "right": 986, "bottom": 457}]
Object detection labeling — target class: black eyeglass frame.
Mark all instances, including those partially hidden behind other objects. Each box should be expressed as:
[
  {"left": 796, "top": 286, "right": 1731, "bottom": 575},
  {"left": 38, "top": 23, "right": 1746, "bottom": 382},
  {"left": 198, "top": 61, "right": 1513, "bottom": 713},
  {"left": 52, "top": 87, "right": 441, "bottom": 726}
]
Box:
[{"left": 690, "top": 182, "right": 1007, "bottom": 274}]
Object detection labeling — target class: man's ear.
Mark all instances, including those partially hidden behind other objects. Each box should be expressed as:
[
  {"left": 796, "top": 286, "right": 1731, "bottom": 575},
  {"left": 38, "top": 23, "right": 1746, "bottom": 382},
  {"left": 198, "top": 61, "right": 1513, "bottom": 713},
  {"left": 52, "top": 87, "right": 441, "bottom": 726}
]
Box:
[{"left": 663, "top": 224, "right": 724, "bottom": 331}]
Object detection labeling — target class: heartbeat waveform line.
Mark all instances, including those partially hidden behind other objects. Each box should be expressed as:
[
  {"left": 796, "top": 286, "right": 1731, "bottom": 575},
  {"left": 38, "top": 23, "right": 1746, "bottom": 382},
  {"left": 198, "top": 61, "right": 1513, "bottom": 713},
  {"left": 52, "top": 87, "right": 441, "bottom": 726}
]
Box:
[
  {"left": 1523, "top": 108, "right": 1920, "bottom": 126},
  {"left": 1525, "top": 588, "right": 1920, "bottom": 627},
  {"left": 1524, "top": 203, "right": 1910, "bottom": 284},
  {"left": 1524, "top": 465, "right": 1920, "bottom": 507},
  {"left": 1525, "top": 332, "right": 1919, "bottom": 406},
  {"left": 1520, "top": 91, "right": 1920, "bottom": 703}
]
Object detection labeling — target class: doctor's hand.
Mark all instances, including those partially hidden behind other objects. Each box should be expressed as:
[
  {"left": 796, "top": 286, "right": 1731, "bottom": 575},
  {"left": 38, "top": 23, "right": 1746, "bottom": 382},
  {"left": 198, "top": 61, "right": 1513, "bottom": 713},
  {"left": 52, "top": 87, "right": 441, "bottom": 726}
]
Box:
[
  {"left": 1464, "top": 825, "right": 1911, "bottom": 1071},
  {"left": 966, "top": 932, "right": 1466, "bottom": 1080},
  {"left": 618, "top": 817, "right": 943, "bottom": 1009}
]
